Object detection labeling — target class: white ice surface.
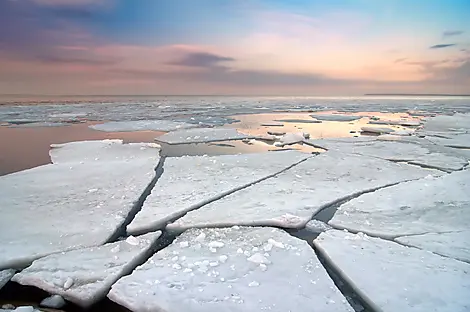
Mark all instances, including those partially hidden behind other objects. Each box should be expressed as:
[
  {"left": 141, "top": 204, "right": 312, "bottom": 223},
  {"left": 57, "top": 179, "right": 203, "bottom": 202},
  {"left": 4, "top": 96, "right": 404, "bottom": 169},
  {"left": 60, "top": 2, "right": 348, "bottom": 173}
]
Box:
[
  {"left": 40, "top": 295, "right": 66, "bottom": 309},
  {"left": 330, "top": 170, "right": 470, "bottom": 239},
  {"left": 279, "top": 132, "right": 305, "bottom": 145},
  {"left": 0, "top": 269, "right": 15, "bottom": 290},
  {"left": 8, "top": 122, "right": 68, "bottom": 128},
  {"left": 127, "top": 151, "right": 310, "bottom": 235},
  {"left": 155, "top": 128, "right": 252, "bottom": 144},
  {"left": 12, "top": 232, "right": 160, "bottom": 308},
  {"left": 305, "top": 220, "right": 332, "bottom": 233},
  {"left": 314, "top": 230, "right": 470, "bottom": 312},
  {"left": 0, "top": 307, "right": 41, "bottom": 312},
  {"left": 426, "top": 134, "right": 470, "bottom": 149},
  {"left": 89, "top": 120, "right": 197, "bottom": 132},
  {"left": 168, "top": 151, "right": 433, "bottom": 231},
  {"left": 396, "top": 231, "right": 470, "bottom": 263},
  {"left": 420, "top": 113, "right": 470, "bottom": 132},
  {"left": 0, "top": 141, "right": 159, "bottom": 270},
  {"left": 310, "top": 114, "right": 362, "bottom": 121},
  {"left": 109, "top": 227, "right": 353, "bottom": 312}
]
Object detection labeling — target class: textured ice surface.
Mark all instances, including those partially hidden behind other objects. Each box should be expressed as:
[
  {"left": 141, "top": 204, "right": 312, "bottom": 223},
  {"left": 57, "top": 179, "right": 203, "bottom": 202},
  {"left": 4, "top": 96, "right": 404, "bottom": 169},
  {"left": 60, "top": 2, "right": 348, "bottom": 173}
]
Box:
[
  {"left": 109, "top": 227, "right": 353, "bottom": 312},
  {"left": 420, "top": 113, "right": 470, "bottom": 132},
  {"left": 156, "top": 128, "right": 252, "bottom": 144},
  {"left": 310, "top": 114, "right": 362, "bottom": 121},
  {"left": 274, "top": 118, "right": 322, "bottom": 123},
  {"left": 12, "top": 232, "right": 160, "bottom": 308},
  {"left": 396, "top": 231, "right": 470, "bottom": 263},
  {"left": 330, "top": 170, "right": 470, "bottom": 239},
  {"left": 0, "top": 269, "right": 15, "bottom": 290},
  {"left": 90, "top": 120, "right": 197, "bottom": 132},
  {"left": 369, "top": 119, "right": 421, "bottom": 126},
  {"left": 305, "top": 220, "right": 333, "bottom": 233},
  {"left": 0, "top": 306, "right": 41, "bottom": 312},
  {"left": 8, "top": 122, "right": 68, "bottom": 128},
  {"left": 127, "top": 151, "right": 310, "bottom": 234},
  {"left": 279, "top": 132, "right": 305, "bottom": 145},
  {"left": 0, "top": 141, "right": 159, "bottom": 269},
  {"left": 426, "top": 134, "right": 470, "bottom": 149},
  {"left": 360, "top": 126, "right": 395, "bottom": 134},
  {"left": 314, "top": 230, "right": 470, "bottom": 312},
  {"left": 168, "top": 151, "right": 432, "bottom": 231},
  {"left": 40, "top": 295, "right": 66, "bottom": 309}
]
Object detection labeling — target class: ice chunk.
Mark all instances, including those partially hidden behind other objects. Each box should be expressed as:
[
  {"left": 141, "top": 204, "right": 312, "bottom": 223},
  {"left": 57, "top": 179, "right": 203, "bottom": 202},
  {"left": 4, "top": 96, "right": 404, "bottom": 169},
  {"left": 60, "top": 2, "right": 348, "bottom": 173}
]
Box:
[
  {"left": 274, "top": 119, "right": 322, "bottom": 124},
  {"left": 305, "top": 220, "right": 332, "bottom": 233},
  {"left": 127, "top": 151, "right": 310, "bottom": 235},
  {"left": 314, "top": 230, "right": 470, "bottom": 312},
  {"left": 330, "top": 170, "right": 470, "bottom": 240},
  {"left": 40, "top": 295, "right": 66, "bottom": 309},
  {"left": 108, "top": 227, "right": 353, "bottom": 312},
  {"left": 279, "top": 132, "right": 305, "bottom": 145},
  {"left": 0, "top": 269, "right": 15, "bottom": 290},
  {"left": 361, "top": 126, "right": 395, "bottom": 134},
  {"left": 8, "top": 122, "right": 68, "bottom": 128},
  {"left": 156, "top": 128, "right": 252, "bottom": 144},
  {"left": 0, "top": 306, "right": 41, "bottom": 312},
  {"left": 167, "top": 151, "right": 433, "bottom": 231},
  {"left": 12, "top": 232, "right": 160, "bottom": 308},
  {"left": 90, "top": 120, "right": 197, "bottom": 132},
  {"left": 0, "top": 140, "right": 160, "bottom": 269},
  {"left": 310, "top": 114, "right": 362, "bottom": 122},
  {"left": 368, "top": 119, "right": 421, "bottom": 126}
]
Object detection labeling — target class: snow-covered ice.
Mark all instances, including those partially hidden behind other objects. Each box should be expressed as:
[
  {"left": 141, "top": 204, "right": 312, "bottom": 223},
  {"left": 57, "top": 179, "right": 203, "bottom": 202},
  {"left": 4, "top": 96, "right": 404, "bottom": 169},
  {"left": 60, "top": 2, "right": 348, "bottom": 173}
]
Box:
[
  {"left": 167, "top": 151, "right": 433, "bottom": 231},
  {"left": 0, "top": 269, "right": 15, "bottom": 290},
  {"left": 0, "top": 140, "right": 160, "bottom": 269},
  {"left": 155, "top": 128, "right": 252, "bottom": 144},
  {"left": 310, "top": 114, "right": 362, "bottom": 122},
  {"left": 330, "top": 170, "right": 470, "bottom": 240},
  {"left": 314, "top": 230, "right": 470, "bottom": 312},
  {"left": 127, "top": 151, "right": 310, "bottom": 235},
  {"left": 12, "top": 232, "right": 160, "bottom": 308},
  {"left": 305, "top": 220, "right": 332, "bottom": 233},
  {"left": 419, "top": 113, "right": 470, "bottom": 133},
  {"left": 108, "top": 227, "right": 353, "bottom": 312},
  {"left": 90, "top": 120, "right": 198, "bottom": 132}
]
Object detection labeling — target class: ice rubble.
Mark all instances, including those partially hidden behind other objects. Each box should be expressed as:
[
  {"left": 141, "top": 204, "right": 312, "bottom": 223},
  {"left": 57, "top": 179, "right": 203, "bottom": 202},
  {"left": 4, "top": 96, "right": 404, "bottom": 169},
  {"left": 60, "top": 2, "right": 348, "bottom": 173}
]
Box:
[
  {"left": 89, "top": 120, "right": 197, "bottom": 132},
  {"left": 0, "top": 269, "right": 15, "bottom": 290},
  {"left": 329, "top": 170, "right": 470, "bottom": 240},
  {"left": 314, "top": 230, "right": 470, "bottom": 312},
  {"left": 279, "top": 132, "right": 306, "bottom": 145},
  {"left": 12, "top": 232, "right": 160, "bottom": 308},
  {"left": 310, "top": 114, "right": 362, "bottom": 122},
  {"left": 167, "top": 151, "right": 433, "bottom": 231},
  {"left": 305, "top": 220, "right": 332, "bottom": 233},
  {"left": 127, "top": 151, "right": 310, "bottom": 235},
  {"left": 155, "top": 128, "right": 252, "bottom": 144},
  {"left": 108, "top": 227, "right": 353, "bottom": 312},
  {"left": 0, "top": 140, "right": 160, "bottom": 269},
  {"left": 0, "top": 306, "right": 41, "bottom": 312}
]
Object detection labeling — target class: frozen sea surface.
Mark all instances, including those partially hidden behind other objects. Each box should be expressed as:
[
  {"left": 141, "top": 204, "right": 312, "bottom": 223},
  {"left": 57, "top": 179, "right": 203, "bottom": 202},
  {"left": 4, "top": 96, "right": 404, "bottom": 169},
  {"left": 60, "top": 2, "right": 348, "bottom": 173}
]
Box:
[{"left": 89, "top": 120, "right": 198, "bottom": 132}]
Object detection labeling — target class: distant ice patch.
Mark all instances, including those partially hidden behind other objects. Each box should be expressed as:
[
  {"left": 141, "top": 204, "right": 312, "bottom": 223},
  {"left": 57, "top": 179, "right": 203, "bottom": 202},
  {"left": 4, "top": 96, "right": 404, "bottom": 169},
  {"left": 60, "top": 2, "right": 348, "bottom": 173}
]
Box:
[
  {"left": 90, "top": 120, "right": 198, "bottom": 132},
  {"left": 155, "top": 128, "right": 252, "bottom": 144}
]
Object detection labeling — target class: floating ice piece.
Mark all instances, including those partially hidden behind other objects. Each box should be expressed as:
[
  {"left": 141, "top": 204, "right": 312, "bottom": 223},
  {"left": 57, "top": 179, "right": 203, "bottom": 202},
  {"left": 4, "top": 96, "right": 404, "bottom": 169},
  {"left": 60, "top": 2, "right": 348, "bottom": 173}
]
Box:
[
  {"left": 314, "top": 230, "right": 470, "bottom": 312},
  {"left": 261, "top": 123, "right": 284, "bottom": 127},
  {"left": 330, "top": 170, "right": 470, "bottom": 240},
  {"left": 310, "top": 114, "right": 362, "bottom": 122},
  {"left": 168, "top": 151, "right": 432, "bottom": 231},
  {"left": 12, "top": 232, "right": 160, "bottom": 308},
  {"left": 305, "top": 220, "right": 332, "bottom": 233},
  {"left": 127, "top": 151, "right": 310, "bottom": 235},
  {"left": 304, "top": 137, "right": 377, "bottom": 149},
  {"left": 0, "top": 269, "right": 15, "bottom": 290},
  {"left": 108, "top": 227, "right": 353, "bottom": 312},
  {"left": 274, "top": 119, "right": 322, "bottom": 124},
  {"left": 0, "top": 141, "right": 160, "bottom": 269},
  {"left": 369, "top": 120, "right": 421, "bottom": 126},
  {"left": 155, "top": 128, "right": 252, "bottom": 145},
  {"left": 426, "top": 134, "right": 470, "bottom": 149},
  {"left": 8, "top": 122, "right": 68, "bottom": 128},
  {"left": 395, "top": 231, "right": 470, "bottom": 263},
  {"left": 420, "top": 113, "right": 470, "bottom": 132},
  {"left": 40, "top": 295, "right": 66, "bottom": 309},
  {"left": 361, "top": 126, "right": 395, "bottom": 134},
  {"left": 0, "top": 306, "right": 42, "bottom": 312},
  {"left": 280, "top": 132, "right": 305, "bottom": 145},
  {"left": 90, "top": 120, "right": 197, "bottom": 132},
  {"left": 267, "top": 131, "right": 286, "bottom": 136}
]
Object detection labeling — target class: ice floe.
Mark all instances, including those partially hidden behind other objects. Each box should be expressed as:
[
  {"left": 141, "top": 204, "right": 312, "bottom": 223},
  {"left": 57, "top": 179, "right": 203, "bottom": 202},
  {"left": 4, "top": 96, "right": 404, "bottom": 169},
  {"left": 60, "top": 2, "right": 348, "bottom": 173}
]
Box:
[
  {"left": 0, "top": 141, "right": 160, "bottom": 269},
  {"left": 127, "top": 151, "right": 310, "bottom": 235},
  {"left": 305, "top": 220, "right": 332, "bottom": 233},
  {"left": 330, "top": 170, "right": 470, "bottom": 240},
  {"left": 90, "top": 120, "right": 197, "bottom": 132},
  {"left": 314, "top": 230, "right": 470, "bottom": 312},
  {"left": 368, "top": 119, "right": 421, "bottom": 126},
  {"left": 12, "top": 232, "right": 160, "bottom": 308},
  {"left": 167, "top": 151, "right": 433, "bottom": 231},
  {"left": 156, "top": 128, "right": 252, "bottom": 144},
  {"left": 0, "top": 306, "right": 41, "bottom": 312},
  {"left": 419, "top": 113, "right": 470, "bottom": 133},
  {"left": 274, "top": 119, "right": 322, "bottom": 124},
  {"left": 360, "top": 126, "right": 395, "bottom": 134},
  {"left": 0, "top": 269, "right": 15, "bottom": 290},
  {"left": 108, "top": 227, "right": 353, "bottom": 312},
  {"left": 310, "top": 114, "right": 362, "bottom": 122},
  {"left": 8, "top": 122, "right": 68, "bottom": 128},
  {"left": 279, "top": 132, "right": 306, "bottom": 145},
  {"left": 40, "top": 295, "right": 66, "bottom": 309}
]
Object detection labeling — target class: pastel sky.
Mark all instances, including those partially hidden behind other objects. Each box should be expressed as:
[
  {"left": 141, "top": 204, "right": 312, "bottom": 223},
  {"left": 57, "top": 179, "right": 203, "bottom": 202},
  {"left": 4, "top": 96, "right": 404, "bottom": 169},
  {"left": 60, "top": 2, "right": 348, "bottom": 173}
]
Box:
[{"left": 0, "top": 0, "right": 469, "bottom": 95}]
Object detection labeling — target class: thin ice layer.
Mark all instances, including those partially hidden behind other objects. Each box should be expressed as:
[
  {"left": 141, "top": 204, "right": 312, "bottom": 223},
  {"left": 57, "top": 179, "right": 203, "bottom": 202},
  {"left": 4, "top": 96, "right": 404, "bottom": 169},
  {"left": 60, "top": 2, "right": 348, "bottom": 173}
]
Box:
[
  {"left": 310, "top": 114, "right": 362, "bottom": 122},
  {"left": 0, "top": 141, "right": 159, "bottom": 270},
  {"left": 12, "top": 232, "right": 160, "bottom": 308},
  {"left": 0, "top": 269, "right": 15, "bottom": 290},
  {"left": 89, "top": 120, "right": 197, "bottom": 132},
  {"left": 396, "top": 231, "right": 470, "bottom": 263},
  {"left": 330, "top": 170, "right": 470, "bottom": 239},
  {"left": 127, "top": 151, "right": 310, "bottom": 235},
  {"left": 314, "top": 230, "right": 470, "bottom": 312},
  {"left": 168, "top": 152, "right": 433, "bottom": 231},
  {"left": 108, "top": 227, "right": 353, "bottom": 312},
  {"left": 155, "top": 128, "right": 252, "bottom": 144}
]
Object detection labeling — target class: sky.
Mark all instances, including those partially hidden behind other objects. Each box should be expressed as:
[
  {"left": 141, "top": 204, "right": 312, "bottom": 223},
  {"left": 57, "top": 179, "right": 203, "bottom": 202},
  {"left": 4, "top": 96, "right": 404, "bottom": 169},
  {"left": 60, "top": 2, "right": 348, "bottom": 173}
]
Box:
[{"left": 0, "top": 0, "right": 469, "bottom": 95}]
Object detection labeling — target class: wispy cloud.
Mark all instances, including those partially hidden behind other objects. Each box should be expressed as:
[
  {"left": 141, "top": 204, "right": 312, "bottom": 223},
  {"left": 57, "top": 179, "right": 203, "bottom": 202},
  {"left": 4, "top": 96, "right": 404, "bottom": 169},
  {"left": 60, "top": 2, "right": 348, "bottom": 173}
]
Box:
[
  {"left": 442, "top": 30, "right": 464, "bottom": 38},
  {"left": 429, "top": 44, "right": 456, "bottom": 49},
  {"left": 170, "top": 52, "right": 235, "bottom": 68},
  {"left": 394, "top": 58, "right": 407, "bottom": 63}
]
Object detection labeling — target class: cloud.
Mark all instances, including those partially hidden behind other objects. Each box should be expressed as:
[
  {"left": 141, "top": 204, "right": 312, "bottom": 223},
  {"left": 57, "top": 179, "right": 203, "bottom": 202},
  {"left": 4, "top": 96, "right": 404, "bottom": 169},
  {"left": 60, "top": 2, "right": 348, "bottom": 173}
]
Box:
[
  {"left": 394, "top": 58, "right": 407, "bottom": 63},
  {"left": 35, "top": 55, "right": 118, "bottom": 66},
  {"left": 442, "top": 30, "right": 464, "bottom": 38},
  {"left": 429, "top": 44, "right": 456, "bottom": 49},
  {"left": 170, "top": 52, "right": 235, "bottom": 68}
]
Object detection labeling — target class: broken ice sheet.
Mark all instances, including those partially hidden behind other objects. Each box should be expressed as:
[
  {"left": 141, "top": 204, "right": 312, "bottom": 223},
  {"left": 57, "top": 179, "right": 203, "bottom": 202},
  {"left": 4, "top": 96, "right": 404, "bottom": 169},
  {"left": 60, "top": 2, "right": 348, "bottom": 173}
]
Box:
[
  {"left": 0, "top": 269, "right": 15, "bottom": 290},
  {"left": 314, "top": 230, "right": 470, "bottom": 312},
  {"left": 89, "top": 120, "right": 198, "bottom": 132},
  {"left": 11, "top": 232, "right": 160, "bottom": 308},
  {"left": 155, "top": 128, "right": 252, "bottom": 144},
  {"left": 329, "top": 170, "right": 470, "bottom": 240},
  {"left": 167, "top": 151, "right": 433, "bottom": 231},
  {"left": 0, "top": 140, "right": 160, "bottom": 269},
  {"left": 127, "top": 151, "right": 310, "bottom": 235},
  {"left": 108, "top": 227, "right": 353, "bottom": 312}
]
